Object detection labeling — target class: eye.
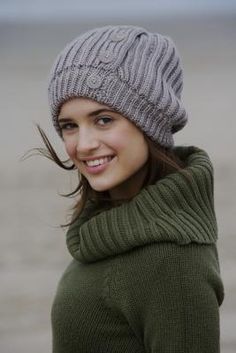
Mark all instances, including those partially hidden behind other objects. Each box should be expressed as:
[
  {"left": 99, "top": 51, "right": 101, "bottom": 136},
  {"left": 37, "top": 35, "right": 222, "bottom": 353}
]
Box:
[
  {"left": 59, "top": 122, "right": 78, "bottom": 131},
  {"left": 96, "top": 116, "right": 113, "bottom": 126}
]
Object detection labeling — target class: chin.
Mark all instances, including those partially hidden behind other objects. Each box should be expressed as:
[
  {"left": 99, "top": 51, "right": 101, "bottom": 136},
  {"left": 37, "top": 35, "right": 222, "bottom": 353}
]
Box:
[
  {"left": 88, "top": 182, "right": 112, "bottom": 192},
  {"left": 88, "top": 179, "right": 121, "bottom": 193}
]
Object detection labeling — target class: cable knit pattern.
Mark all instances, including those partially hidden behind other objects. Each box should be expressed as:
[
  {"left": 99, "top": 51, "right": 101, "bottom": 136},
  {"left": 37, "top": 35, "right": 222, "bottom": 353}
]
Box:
[
  {"left": 48, "top": 25, "right": 188, "bottom": 147},
  {"left": 51, "top": 146, "right": 224, "bottom": 353}
]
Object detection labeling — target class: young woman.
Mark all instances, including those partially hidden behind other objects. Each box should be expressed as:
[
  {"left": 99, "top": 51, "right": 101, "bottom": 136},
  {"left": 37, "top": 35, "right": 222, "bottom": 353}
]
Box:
[{"left": 43, "top": 25, "right": 224, "bottom": 352}]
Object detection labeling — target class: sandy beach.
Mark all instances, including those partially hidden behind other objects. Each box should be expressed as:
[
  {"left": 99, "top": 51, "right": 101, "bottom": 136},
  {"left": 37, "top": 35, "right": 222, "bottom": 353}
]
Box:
[{"left": 1, "top": 15, "right": 236, "bottom": 352}]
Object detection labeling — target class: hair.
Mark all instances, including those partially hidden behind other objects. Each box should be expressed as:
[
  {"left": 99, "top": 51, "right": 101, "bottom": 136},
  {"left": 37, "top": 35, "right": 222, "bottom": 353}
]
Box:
[{"left": 26, "top": 124, "right": 189, "bottom": 227}]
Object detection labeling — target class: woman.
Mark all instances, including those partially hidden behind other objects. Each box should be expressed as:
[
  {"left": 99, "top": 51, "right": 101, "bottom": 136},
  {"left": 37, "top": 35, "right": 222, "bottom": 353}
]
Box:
[{"left": 43, "top": 25, "right": 224, "bottom": 352}]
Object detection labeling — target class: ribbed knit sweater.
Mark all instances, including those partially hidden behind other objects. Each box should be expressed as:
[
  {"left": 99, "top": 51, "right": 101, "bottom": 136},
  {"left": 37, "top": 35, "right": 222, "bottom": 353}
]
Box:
[{"left": 51, "top": 145, "right": 224, "bottom": 353}]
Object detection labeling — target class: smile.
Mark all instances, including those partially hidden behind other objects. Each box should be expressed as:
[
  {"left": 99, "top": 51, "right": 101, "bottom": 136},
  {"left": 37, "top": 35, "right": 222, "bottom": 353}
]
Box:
[{"left": 84, "top": 156, "right": 114, "bottom": 167}]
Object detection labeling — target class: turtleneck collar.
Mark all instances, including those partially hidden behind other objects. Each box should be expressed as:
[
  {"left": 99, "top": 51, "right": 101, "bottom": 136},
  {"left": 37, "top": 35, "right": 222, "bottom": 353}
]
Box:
[{"left": 66, "top": 146, "right": 218, "bottom": 264}]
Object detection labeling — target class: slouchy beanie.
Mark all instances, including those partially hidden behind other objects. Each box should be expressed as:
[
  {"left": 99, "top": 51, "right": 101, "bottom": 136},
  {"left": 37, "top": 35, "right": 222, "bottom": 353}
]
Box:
[{"left": 48, "top": 25, "right": 188, "bottom": 147}]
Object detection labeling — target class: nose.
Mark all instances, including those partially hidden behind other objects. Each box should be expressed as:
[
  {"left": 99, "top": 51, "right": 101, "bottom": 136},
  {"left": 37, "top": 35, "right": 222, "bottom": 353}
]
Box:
[{"left": 76, "top": 127, "right": 100, "bottom": 155}]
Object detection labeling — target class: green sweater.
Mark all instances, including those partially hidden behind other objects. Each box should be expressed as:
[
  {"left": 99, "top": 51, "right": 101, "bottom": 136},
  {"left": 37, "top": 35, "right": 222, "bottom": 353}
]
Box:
[{"left": 51, "top": 146, "right": 224, "bottom": 353}]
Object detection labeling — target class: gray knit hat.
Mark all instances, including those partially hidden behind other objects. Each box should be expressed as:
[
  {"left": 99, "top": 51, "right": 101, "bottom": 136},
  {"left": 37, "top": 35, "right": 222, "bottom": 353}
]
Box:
[{"left": 48, "top": 25, "right": 188, "bottom": 147}]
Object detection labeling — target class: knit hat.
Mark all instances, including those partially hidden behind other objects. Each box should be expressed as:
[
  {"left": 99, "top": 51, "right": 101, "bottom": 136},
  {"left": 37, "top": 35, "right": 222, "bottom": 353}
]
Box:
[{"left": 48, "top": 25, "right": 188, "bottom": 147}]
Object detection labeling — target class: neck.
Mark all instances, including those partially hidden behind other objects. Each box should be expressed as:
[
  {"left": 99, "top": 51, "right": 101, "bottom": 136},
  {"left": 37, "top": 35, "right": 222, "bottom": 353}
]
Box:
[{"left": 109, "top": 163, "right": 148, "bottom": 201}]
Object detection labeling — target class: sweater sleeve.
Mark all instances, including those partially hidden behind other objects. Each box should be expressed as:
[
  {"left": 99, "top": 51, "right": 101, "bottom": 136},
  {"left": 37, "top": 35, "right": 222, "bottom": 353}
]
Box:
[{"left": 108, "top": 242, "right": 224, "bottom": 353}]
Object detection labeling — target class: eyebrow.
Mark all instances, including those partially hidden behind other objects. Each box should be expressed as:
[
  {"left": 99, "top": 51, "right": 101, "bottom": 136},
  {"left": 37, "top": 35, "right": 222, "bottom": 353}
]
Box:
[{"left": 58, "top": 108, "right": 117, "bottom": 122}]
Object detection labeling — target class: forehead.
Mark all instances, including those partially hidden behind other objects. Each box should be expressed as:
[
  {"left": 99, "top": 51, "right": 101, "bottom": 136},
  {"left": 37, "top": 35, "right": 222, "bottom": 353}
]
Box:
[{"left": 59, "top": 97, "right": 112, "bottom": 117}]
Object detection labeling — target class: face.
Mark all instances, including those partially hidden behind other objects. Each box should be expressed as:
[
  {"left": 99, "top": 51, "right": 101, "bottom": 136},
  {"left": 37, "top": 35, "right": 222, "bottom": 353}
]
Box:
[{"left": 58, "top": 97, "right": 149, "bottom": 199}]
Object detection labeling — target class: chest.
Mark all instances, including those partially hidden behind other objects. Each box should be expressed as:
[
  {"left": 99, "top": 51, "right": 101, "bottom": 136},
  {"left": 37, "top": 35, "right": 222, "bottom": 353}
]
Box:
[{"left": 51, "top": 260, "right": 144, "bottom": 353}]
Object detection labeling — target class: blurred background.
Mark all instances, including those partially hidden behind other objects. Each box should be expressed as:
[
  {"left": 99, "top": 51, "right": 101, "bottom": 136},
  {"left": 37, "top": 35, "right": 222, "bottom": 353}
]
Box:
[{"left": 0, "top": 0, "right": 236, "bottom": 352}]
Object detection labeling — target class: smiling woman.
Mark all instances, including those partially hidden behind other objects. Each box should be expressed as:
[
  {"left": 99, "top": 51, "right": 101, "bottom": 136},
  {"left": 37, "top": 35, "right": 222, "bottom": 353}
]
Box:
[
  {"left": 58, "top": 97, "right": 149, "bottom": 198},
  {"left": 36, "top": 116, "right": 186, "bottom": 219},
  {"left": 35, "top": 25, "right": 224, "bottom": 353},
  {"left": 37, "top": 95, "right": 186, "bottom": 217}
]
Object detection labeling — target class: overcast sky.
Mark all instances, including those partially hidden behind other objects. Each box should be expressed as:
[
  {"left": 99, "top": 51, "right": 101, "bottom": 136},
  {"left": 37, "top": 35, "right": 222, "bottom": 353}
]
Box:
[{"left": 1, "top": 0, "right": 236, "bottom": 21}]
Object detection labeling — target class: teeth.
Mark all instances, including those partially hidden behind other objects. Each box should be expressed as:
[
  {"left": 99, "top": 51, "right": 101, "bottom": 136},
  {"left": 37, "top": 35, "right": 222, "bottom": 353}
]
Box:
[{"left": 85, "top": 156, "right": 113, "bottom": 167}]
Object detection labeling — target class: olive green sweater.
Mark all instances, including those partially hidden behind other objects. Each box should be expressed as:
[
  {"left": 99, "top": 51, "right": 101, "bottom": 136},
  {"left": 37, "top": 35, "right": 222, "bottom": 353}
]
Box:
[{"left": 51, "top": 146, "right": 224, "bottom": 353}]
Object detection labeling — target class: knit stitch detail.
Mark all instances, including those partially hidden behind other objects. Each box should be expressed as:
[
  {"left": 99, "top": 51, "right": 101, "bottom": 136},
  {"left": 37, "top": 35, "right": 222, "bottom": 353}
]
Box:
[
  {"left": 66, "top": 146, "right": 217, "bottom": 263},
  {"left": 48, "top": 25, "right": 188, "bottom": 147}
]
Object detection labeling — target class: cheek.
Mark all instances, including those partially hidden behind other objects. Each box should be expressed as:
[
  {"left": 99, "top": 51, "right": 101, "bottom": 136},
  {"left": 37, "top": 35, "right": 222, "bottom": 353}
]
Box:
[
  {"left": 130, "top": 139, "right": 149, "bottom": 167},
  {"left": 124, "top": 132, "right": 149, "bottom": 167},
  {"left": 64, "top": 139, "right": 77, "bottom": 160}
]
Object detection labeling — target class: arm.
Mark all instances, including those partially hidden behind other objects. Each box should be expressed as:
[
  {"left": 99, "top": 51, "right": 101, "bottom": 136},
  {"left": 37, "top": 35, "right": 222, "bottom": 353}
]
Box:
[{"left": 109, "top": 242, "right": 224, "bottom": 353}]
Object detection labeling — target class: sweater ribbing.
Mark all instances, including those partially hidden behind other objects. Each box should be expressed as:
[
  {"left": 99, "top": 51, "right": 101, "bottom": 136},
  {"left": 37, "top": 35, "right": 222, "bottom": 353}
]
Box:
[{"left": 67, "top": 145, "right": 217, "bottom": 263}]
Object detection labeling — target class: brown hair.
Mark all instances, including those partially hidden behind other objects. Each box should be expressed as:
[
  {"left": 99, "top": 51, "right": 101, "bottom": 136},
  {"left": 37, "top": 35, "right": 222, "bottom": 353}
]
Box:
[{"left": 27, "top": 124, "right": 188, "bottom": 227}]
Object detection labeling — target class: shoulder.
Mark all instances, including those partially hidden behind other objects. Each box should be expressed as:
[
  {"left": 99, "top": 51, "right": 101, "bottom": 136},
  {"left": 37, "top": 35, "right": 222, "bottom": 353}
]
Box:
[
  {"left": 106, "top": 242, "right": 224, "bottom": 353},
  {"left": 114, "top": 241, "right": 220, "bottom": 276},
  {"left": 109, "top": 242, "right": 224, "bottom": 306}
]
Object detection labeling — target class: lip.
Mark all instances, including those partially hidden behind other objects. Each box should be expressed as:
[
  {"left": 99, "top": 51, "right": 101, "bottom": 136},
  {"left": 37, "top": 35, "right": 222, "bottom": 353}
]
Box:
[
  {"left": 80, "top": 154, "right": 115, "bottom": 162},
  {"left": 83, "top": 156, "right": 116, "bottom": 175}
]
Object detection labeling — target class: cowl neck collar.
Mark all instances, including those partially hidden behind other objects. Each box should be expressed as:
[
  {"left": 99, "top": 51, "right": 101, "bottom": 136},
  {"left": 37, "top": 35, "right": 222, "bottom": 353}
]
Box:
[{"left": 66, "top": 146, "right": 217, "bottom": 264}]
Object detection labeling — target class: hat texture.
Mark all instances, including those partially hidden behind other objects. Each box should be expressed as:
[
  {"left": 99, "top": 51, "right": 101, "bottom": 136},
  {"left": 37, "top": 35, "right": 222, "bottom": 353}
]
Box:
[{"left": 48, "top": 25, "right": 188, "bottom": 147}]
